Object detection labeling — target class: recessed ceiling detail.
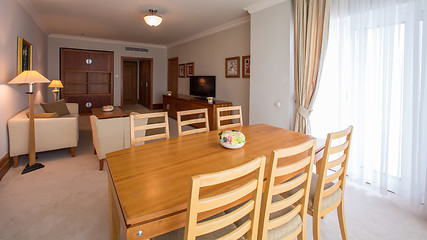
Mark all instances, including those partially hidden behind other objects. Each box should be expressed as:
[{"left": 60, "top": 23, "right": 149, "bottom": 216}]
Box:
[{"left": 18, "top": 0, "right": 261, "bottom": 45}]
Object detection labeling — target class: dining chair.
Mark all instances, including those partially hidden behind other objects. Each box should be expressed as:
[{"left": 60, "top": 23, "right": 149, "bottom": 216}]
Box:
[
  {"left": 130, "top": 111, "right": 169, "bottom": 147},
  {"left": 258, "top": 139, "right": 316, "bottom": 240},
  {"left": 177, "top": 108, "right": 209, "bottom": 137},
  {"left": 154, "top": 156, "right": 266, "bottom": 240},
  {"left": 216, "top": 106, "right": 243, "bottom": 130},
  {"left": 309, "top": 126, "right": 353, "bottom": 240}
]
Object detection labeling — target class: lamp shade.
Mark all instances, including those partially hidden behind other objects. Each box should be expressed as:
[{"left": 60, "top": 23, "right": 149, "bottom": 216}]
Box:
[
  {"left": 48, "top": 80, "right": 63, "bottom": 88},
  {"left": 144, "top": 9, "right": 162, "bottom": 27},
  {"left": 8, "top": 70, "right": 50, "bottom": 85}
]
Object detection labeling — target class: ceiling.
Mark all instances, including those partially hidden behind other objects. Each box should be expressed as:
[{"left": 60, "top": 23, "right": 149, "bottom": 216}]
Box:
[{"left": 20, "top": 0, "right": 262, "bottom": 46}]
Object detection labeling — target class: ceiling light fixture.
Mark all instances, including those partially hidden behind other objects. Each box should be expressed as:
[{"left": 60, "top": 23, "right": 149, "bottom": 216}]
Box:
[{"left": 144, "top": 9, "right": 162, "bottom": 27}]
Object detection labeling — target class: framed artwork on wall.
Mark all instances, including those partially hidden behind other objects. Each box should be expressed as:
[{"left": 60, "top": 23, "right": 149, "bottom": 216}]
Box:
[
  {"left": 186, "top": 62, "right": 194, "bottom": 77},
  {"left": 225, "top": 56, "right": 240, "bottom": 78},
  {"left": 242, "top": 55, "right": 250, "bottom": 78},
  {"left": 179, "top": 64, "right": 186, "bottom": 77},
  {"left": 17, "top": 37, "right": 32, "bottom": 74}
]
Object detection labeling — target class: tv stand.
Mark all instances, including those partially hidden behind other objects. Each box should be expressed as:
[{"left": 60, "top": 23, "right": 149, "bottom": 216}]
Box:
[
  {"left": 163, "top": 94, "right": 232, "bottom": 130},
  {"left": 194, "top": 96, "right": 207, "bottom": 100}
]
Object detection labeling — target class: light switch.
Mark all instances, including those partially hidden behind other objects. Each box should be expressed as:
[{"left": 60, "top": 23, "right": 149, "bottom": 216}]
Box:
[{"left": 275, "top": 101, "right": 281, "bottom": 108}]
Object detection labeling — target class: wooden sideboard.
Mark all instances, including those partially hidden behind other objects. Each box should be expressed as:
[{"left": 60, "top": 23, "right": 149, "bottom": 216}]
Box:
[{"left": 163, "top": 94, "right": 232, "bottom": 130}]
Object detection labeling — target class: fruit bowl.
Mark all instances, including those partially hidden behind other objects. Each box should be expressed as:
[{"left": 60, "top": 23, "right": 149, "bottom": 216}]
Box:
[
  {"left": 102, "top": 105, "right": 114, "bottom": 112},
  {"left": 219, "top": 130, "right": 246, "bottom": 150}
]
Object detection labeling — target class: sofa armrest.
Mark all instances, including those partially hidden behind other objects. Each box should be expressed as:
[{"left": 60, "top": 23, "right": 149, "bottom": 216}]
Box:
[{"left": 90, "top": 116, "right": 131, "bottom": 160}]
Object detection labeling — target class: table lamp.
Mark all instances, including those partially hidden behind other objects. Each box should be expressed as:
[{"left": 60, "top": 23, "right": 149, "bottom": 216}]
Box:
[
  {"left": 9, "top": 70, "right": 50, "bottom": 174},
  {"left": 48, "top": 80, "right": 63, "bottom": 101}
]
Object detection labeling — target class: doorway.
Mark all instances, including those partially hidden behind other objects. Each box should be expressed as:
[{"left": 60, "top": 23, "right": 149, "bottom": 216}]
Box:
[
  {"left": 168, "top": 57, "right": 178, "bottom": 95},
  {"left": 121, "top": 57, "right": 153, "bottom": 109}
]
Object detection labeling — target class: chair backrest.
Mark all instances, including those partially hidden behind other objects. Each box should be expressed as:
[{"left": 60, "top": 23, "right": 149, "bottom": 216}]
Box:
[
  {"left": 177, "top": 108, "right": 209, "bottom": 137},
  {"left": 130, "top": 112, "right": 169, "bottom": 147},
  {"left": 259, "top": 139, "right": 316, "bottom": 240},
  {"left": 185, "top": 156, "right": 266, "bottom": 240},
  {"left": 313, "top": 126, "right": 353, "bottom": 216},
  {"left": 216, "top": 106, "right": 243, "bottom": 130}
]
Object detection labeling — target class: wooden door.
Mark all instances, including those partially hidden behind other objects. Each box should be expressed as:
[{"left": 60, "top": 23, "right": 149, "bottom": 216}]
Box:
[
  {"left": 139, "top": 59, "right": 152, "bottom": 108},
  {"left": 168, "top": 57, "right": 178, "bottom": 96},
  {"left": 123, "top": 61, "right": 138, "bottom": 104}
]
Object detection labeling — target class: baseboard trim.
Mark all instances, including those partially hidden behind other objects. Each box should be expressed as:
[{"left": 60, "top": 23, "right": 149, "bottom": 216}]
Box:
[
  {"left": 0, "top": 152, "right": 11, "bottom": 181},
  {"left": 152, "top": 103, "right": 163, "bottom": 110}
]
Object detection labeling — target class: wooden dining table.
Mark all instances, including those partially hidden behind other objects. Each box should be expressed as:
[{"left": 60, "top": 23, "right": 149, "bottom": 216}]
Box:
[{"left": 106, "top": 124, "right": 323, "bottom": 240}]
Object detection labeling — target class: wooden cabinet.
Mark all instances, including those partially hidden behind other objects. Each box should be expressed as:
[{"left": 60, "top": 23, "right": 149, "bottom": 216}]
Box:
[
  {"left": 61, "top": 48, "right": 114, "bottom": 114},
  {"left": 163, "top": 94, "right": 232, "bottom": 130}
]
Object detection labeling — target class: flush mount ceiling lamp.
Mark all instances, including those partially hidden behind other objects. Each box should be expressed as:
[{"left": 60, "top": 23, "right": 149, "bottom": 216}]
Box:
[{"left": 144, "top": 9, "right": 163, "bottom": 27}]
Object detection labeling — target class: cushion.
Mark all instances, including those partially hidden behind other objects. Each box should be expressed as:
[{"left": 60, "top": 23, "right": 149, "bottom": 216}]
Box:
[
  {"left": 41, "top": 99, "right": 70, "bottom": 117},
  {"left": 26, "top": 112, "right": 59, "bottom": 118},
  {"left": 286, "top": 173, "right": 343, "bottom": 211}
]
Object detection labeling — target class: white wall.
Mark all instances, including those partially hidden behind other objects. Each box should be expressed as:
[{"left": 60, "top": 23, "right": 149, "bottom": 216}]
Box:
[
  {"left": 47, "top": 35, "right": 167, "bottom": 105},
  {"left": 167, "top": 23, "right": 251, "bottom": 125},
  {"left": 249, "top": 1, "right": 294, "bottom": 129},
  {"left": 0, "top": 0, "right": 48, "bottom": 158}
]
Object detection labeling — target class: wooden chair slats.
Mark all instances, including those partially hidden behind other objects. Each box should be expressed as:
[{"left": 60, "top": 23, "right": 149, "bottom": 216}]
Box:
[
  {"left": 259, "top": 139, "right": 316, "bottom": 240},
  {"left": 185, "top": 156, "right": 265, "bottom": 240},
  {"left": 130, "top": 112, "right": 169, "bottom": 147},
  {"left": 273, "top": 172, "right": 308, "bottom": 195},
  {"left": 268, "top": 204, "right": 302, "bottom": 230},
  {"left": 199, "top": 158, "right": 261, "bottom": 187},
  {"left": 275, "top": 155, "right": 311, "bottom": 176},
  {"left": 322, "top": 180, "right": 342, "bottom": 198},
  {"left": 198, "top": 179, "right": 258, "bottom": 212},
  {"left": 311, "top": 126, "right": 353, "bottom": 240},
  {"left": 181, "top": 118, "right": 207, "bottom": 126},
  {"left": 324, "top": 167, "right": 345, "bottom": 184},
  {"left": 329, "top": 140, "right": 350, "bottom": 155},
  {"left": 216, "top": 106, "right": 243, "bottom": 130},
  {"left": 327, "top": 153, "right": 347, "bottom": 169},
  {"left": 270, "top": 188, "right": 304, "bottom": 213},
  {"left": 196, "top": 201, "right": 254, "bottom": 236},
  {"left": 134, "top": 122, "right": 167, "bottom": 131},
  {"left": 177, "top": 108, "right": 209, "bottom": 137}
]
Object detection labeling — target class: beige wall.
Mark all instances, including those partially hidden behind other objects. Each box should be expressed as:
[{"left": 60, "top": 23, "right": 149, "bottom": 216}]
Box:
[
  {"left": 167, "top": 23, "right": 251, "bottom": 125},
  {"left": 47, "top": 35, "right": 168, "bottom": 106},
  {"left": 249, "top": 1, "right": 294, "bottom": 129},
  {"left": 0, "top": 0, "right": 48, "bottom": 158}
]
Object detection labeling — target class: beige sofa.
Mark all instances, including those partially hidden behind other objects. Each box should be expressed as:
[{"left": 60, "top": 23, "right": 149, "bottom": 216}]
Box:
[
  {"left": 90, "top": 114, "right": 147, "bottom": 170},
  {"left": 8, "top": 103, "right": 79, "bottom": 167}
]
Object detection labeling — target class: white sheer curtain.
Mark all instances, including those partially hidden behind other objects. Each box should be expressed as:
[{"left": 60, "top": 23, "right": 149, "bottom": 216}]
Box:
[{"left": 311, "top": 0, "right": 427, "bottom": 211}]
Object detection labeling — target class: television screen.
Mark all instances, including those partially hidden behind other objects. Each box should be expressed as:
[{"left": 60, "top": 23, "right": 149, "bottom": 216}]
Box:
[{"left": 189, "top": 76, "right": 216, "bottom": 98}]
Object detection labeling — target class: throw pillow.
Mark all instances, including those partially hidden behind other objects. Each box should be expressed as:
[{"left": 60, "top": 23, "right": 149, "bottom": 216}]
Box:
[
  {"left": 40, "top": 99, "right": 70, "bottom": 117},
  {"left": 26, "top": 112, "right": 59, "bottom": 118}
]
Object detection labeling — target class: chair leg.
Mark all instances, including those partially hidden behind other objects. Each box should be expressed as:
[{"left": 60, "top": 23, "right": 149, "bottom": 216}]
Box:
[
  {"left": 313, "top": 213, "right": 321, "bottom": 240},
  {"left": 337, "top": 202, "right": 348, "bottom": 240},
  {"left": 99, "top": 159, "right": 105, "bottom": 171},
  {"left": 94, "top": 147, "right": 97, "bottom": 155},
  {"left": 13, "top": 156, "right": 18, "bottom": 168},
  {"left": 70, "top": 147, "right": 75, "bottom": 157}
]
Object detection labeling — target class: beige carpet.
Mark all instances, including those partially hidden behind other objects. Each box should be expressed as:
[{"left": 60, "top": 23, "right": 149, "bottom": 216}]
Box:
[{"left": 0, "top": 115, "right": 426, "bottom": 239}]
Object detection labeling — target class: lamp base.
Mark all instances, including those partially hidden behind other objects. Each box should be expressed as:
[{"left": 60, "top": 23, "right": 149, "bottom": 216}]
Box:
[{"left": 22, "top": 163, "right": 45, "bottom": 174}]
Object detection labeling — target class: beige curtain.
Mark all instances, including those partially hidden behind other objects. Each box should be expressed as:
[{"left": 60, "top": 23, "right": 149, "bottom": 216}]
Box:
[{"left": 293, "top": 0, "right": 332, "bottom": 134}]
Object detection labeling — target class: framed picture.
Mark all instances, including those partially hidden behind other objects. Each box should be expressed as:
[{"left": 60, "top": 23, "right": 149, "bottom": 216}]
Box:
[
  {"left": 242, "top": 55, "right": 250, "bottom": 78},
  {"left": 17, "top": 37, "right": 32, "bottom": 74},
  {"left": 225, "top": 57, "right": 240, "bottom": 78},
  {"left": 186, "top": 62, "right": 194, "bottom": 77},
  {"left": 179, "top": 64, "right": 186, "bottom": 78}
]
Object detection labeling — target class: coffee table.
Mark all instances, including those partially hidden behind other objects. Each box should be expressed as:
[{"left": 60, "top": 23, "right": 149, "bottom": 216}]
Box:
[{"left": 91, "top": 106, "right": 127, "bottom": 119}]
